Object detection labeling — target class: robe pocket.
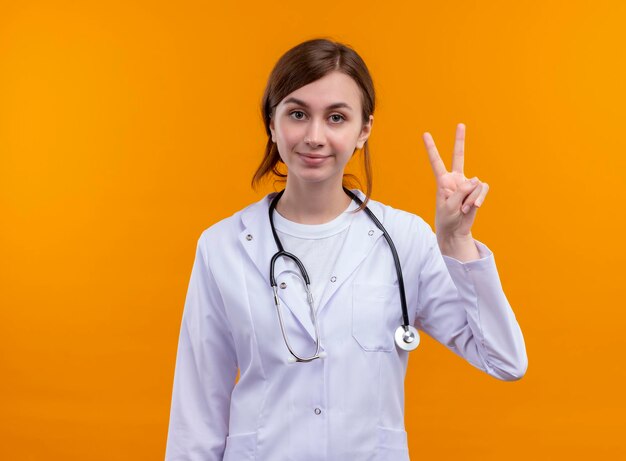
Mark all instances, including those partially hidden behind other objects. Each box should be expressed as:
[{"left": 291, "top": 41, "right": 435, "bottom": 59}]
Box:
[
  {"left": 352, "top": 283, "right": 398, "bottom": 352},
  {"left": 223, "top": 431, "right": 257, "bottom": 460},
  {"left": 376, "top": 426, "right": 410, "bottom": 461}
]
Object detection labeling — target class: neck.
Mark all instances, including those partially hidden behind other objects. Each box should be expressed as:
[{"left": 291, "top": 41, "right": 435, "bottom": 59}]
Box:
[{"left": 276, "top": 178, "right": 352, "bottom": 225}]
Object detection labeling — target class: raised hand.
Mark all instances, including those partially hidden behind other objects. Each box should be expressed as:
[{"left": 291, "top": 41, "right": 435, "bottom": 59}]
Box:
[{"left": 422, "top": 123, "right": 489, "bottom": 241}]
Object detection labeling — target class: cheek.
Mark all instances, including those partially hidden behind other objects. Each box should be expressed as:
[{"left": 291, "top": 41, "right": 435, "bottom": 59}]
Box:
[
  {"left": 276, "top": 127, "right": 301, "bottom": 149},
  {"left": 330, "top": 130, "right": 361, "bottom": 151}
]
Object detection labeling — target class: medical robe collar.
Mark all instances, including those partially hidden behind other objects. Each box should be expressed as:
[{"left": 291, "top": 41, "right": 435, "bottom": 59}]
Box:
[{"left": 238, "top": 189, "right": 385, "bottom": 341}]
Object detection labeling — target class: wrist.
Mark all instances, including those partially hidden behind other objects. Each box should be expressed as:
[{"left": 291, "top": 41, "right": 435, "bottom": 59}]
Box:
[
  {"left": 437, "top": 233, "right": 480, "bottom": 262},
  {"left": 437, "top": 231, "right": 472, "bottom": 247}
]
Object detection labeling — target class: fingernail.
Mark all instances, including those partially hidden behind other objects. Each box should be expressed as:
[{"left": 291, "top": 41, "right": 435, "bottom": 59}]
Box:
[
  {"left": 470, "top": 178, "right": 478, "bottom": 185},
  {"left": 462, "top": 205, "right": 470, "bottom": 213}
]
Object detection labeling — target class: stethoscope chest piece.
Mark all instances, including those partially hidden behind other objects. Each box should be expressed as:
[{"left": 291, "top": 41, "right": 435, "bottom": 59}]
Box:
[{"left": 394, "top": 325, "right": 420, "bottom": 351}]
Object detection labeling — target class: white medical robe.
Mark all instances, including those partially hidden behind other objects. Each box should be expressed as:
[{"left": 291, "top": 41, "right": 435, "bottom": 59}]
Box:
[{"left": 165, "top": 190, "right": 528, "bottom": 460}]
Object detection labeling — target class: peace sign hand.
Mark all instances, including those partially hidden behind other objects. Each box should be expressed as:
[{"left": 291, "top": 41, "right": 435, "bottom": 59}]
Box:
[{"left": 422, "top": 123, "right": 489, "bottom": 241}]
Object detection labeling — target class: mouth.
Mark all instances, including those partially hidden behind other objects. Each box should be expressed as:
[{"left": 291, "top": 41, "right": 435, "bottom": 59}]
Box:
[
  {"left": 297, "top": 152, "right": 330, "bottom": 159},
  {"left": 297, "top": 152, "right": 331, "bottom": 166}
]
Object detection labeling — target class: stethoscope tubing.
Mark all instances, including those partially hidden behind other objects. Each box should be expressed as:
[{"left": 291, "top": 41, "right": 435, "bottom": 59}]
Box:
[
  {"left": 267, "top": 188, "right": 416, "bottom": 362},
  {"left": 342, "top": 188, "right": 410, "bottom": 328}
]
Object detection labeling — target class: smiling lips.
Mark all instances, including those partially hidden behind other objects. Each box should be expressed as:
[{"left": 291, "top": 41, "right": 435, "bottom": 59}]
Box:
[{"left": 297, "top": 152, "right": 331, "bottom": 166}]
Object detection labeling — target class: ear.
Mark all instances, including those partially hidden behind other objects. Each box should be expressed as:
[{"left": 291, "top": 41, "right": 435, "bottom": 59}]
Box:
[
  {"left": 269, "top": 115, "right": 276, "bottom": 143},
  {"left": 356, "top": 115, "right": 374, "bottom": 149}
]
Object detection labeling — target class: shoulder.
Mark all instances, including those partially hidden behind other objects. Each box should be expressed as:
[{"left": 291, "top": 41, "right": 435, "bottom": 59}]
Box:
[
  {"left": 363, "top": 194, "right": 438, "bottom": 272},
  {"left": 362, "top": 194, "right": 434, "bottom": 240},
  {"left": 196, "top": 194, "right": 271, "bottom": 256}
]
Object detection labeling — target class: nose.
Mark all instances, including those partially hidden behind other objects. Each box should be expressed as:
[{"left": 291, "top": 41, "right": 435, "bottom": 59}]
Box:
[{"left": 304, "top": 119, "right": 325, "bottom": 148}]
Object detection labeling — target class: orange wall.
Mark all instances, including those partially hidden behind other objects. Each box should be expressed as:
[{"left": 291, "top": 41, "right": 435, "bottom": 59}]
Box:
[{"left": 1, "top": 0, "right": 625, "bottom": 459}]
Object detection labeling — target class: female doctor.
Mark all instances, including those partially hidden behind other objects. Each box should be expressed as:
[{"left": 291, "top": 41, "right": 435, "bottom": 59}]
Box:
[{"left": 165, "top": 38, "right": 528, "bottom": 461}]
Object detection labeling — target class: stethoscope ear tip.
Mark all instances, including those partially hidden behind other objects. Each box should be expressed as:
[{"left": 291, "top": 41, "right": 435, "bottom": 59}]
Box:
[{"left": 318, "top": 351, "right": 328, "bottom": 359}]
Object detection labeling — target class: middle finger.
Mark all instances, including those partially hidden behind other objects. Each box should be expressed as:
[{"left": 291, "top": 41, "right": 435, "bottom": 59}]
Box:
[{"left": 452, "top": 123, "right": 465, "bottom": 175}]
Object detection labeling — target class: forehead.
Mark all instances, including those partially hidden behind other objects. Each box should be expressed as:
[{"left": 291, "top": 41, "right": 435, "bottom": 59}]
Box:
[{"left": 279, "top": 71, "right": 362, "bottom": 109}]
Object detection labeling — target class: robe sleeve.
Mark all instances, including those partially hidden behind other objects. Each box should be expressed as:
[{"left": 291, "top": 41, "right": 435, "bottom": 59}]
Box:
[
  {"left": 165, "top": 232, "right": 238, "bottom": 460},
  {"left": 413, "top": 221, "right": 528, "bottom": 381}
]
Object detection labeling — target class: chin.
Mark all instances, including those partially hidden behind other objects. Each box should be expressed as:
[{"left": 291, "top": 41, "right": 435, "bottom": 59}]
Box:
[{"left": 290, "top": 169, "right": 337, "bottom": 185}]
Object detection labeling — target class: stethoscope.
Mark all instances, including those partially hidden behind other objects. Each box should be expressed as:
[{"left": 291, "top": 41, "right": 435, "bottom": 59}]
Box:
[{"left": 269, "top": 187, "right": 420, "bottom": 363}]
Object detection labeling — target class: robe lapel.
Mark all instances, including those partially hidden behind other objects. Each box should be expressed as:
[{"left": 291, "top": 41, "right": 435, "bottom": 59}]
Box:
[
  {"left": 238, "top": 194, "right": 317, "bottom": 340},
  {"left": 315, "top": 200, "right": 384, "bottom": 317}
]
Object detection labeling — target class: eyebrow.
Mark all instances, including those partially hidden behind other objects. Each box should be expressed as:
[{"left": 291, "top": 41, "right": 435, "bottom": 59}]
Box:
[{"left": 283, "top": 97, "right": 353, "bottom": 111}]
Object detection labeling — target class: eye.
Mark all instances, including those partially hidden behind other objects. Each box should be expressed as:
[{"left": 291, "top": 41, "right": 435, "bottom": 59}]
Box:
[
  {"left": 329, "top": 114, "right": 345, "bottom": 123},
  {"left": 289, "top": 110, "right": 306, "bottom": 120}
]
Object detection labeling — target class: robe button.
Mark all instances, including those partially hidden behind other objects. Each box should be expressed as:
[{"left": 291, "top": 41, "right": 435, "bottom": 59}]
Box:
[
  {"left": 314, "top": 408, "right": 322, "bottom": 415},
  {"left": 246, "top": 234, "right": 253, "bottom": 241},
  {"left": 330, "top": 276, "right": 337, "bottom": 283},
  {"left": 368, "top": 230, "right": 374, "bottom": 236},
  {"left": 280, "top": 282, "right": 287, "bottom": 289}
]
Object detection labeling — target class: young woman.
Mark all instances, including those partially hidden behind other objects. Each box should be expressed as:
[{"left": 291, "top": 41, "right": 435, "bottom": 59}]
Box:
[{"left": 165, "top": 38, "right": 527, "bottom": 461}]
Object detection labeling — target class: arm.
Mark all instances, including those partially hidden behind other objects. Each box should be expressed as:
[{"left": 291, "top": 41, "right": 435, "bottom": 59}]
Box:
[
  {"left": 417, "top": 123, "right": 527, "bottom": 380},
  {"left": 165, "top": 233, "right": 238, "bottom": 460},
  {"left": 414, "top": 225, "right": 528, "bottom": 381}
]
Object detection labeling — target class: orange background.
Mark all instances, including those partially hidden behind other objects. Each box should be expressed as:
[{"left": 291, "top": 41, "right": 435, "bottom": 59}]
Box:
[{"left": 1, "top": 0, "right": 625, "bottom": 459}]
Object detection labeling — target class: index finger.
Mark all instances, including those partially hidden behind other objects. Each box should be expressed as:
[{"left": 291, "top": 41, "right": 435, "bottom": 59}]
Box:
[{"left": 422, "top": 132, "right": 447, "bottom": 178}]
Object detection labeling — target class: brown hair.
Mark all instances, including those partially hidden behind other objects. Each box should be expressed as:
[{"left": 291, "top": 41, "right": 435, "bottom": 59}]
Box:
[{"left": 251, "top": 38, "right": 375, "bottom": 211}]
